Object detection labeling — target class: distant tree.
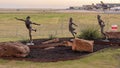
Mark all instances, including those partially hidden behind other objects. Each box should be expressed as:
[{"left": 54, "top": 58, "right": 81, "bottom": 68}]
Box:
[
  {"left": 100, "top": 1, "right": 108, "bottom": 10},
  {"left": 92, "top": 3, "right": 99, "bottom": 9},
  {"left": 69, "top": 7, "right": 74, "bottom": 9},
  {"left": 16, "top": 9, "right": 20, "bottom": 11}
]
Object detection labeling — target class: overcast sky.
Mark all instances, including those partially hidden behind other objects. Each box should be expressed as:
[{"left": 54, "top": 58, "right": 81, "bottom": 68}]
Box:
[{"left": 0, "top": 0, "right": 120, "bottom": 9}]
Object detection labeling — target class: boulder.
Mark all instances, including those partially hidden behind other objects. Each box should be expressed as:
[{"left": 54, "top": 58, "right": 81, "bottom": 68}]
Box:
[
  {"left": 105, "top": 32, "right": 120, "bottom": 39},
  {"left": 62, "top": 41, "right": 73, "bottom": 46},
  {"left": 63, "top": 38, "right": 94, "bottom": 52},
  {"left": 0, "top": 42, "right": 30, "bottom": 57},
  {"left": 72, "top": 38, "right": 94, "bottom": 52}
]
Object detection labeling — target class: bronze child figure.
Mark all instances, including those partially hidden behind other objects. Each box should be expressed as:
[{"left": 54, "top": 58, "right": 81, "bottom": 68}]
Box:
[
  {"left": 69, "top": 17, "right": 77, "bottom": 38},
  {"left": 97, "top": 15, "right": 107, "bottom": 39},
  {"left": 15, "top": 16, "right": 40, "bottom": 43}
]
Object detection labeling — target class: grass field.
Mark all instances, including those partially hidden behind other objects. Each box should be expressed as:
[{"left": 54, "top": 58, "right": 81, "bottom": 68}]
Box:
[
  {"left": 0, "top": 11, "right": 120, "bottom": 42},
  {"left": 0, "top": 11, "right": 120, "bottom": 68}
]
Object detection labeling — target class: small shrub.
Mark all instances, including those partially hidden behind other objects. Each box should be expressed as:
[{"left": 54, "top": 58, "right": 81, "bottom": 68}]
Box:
[
  {"left": 48, "top": 34, "right": 57, "bottom": 40},
  {"left": 78, "top": 27, "right": 102, "bottom": 40}
]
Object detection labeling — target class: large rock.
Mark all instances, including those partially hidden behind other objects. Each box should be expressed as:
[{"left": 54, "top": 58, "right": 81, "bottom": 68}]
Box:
[
  {"left": 0, "top": 42, "right": 30, "bottom": 57},
  {"left": 63, "top": 41, "right": 73, "bottom": 46},
  {"left": 72, "top": 38, "right": 94, "bottom": 52},
  {"left": 63, "top": 38, "right": 94, "bottom": 52},
  {"left": 105, "top": 32, "right": 120, "bottom": 39}
]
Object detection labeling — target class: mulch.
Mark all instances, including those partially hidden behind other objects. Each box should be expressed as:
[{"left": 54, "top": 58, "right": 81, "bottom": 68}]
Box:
[{"left": 0, "top": 38, "right": 120, "bottom": 62}]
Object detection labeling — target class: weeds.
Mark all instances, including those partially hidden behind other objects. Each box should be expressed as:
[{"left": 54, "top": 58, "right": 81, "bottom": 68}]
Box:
[
  {"left": 78, "top": 27, "right": 102, "bottom": 40},
  {"left": 48, "top": 34, "right": 57, "bottom": 40}
]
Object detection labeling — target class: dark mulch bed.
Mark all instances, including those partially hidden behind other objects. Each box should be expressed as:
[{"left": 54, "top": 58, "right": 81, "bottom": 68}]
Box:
[{"left": 1, "top": 38, "right": 120, "bottom": 62}]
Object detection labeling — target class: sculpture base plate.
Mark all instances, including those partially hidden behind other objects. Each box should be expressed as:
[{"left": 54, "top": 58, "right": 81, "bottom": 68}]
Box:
[
  {"left": 26, "top": 42, "right": 34, "bottom": 45},
  {"left": 102, "top": 39, "right": 110, "bottom": 42}
]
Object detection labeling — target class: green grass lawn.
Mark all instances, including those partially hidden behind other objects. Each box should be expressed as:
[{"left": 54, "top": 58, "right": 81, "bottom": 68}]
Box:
[
  {"left": 0, "top": 12, "right": 120, "bottom": 42},
  {"left": 0, "top": 47, "right": 120, "bottom": 68},
  {"left": 0, "top": 11, "right": 120, "bottom": 68}
]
